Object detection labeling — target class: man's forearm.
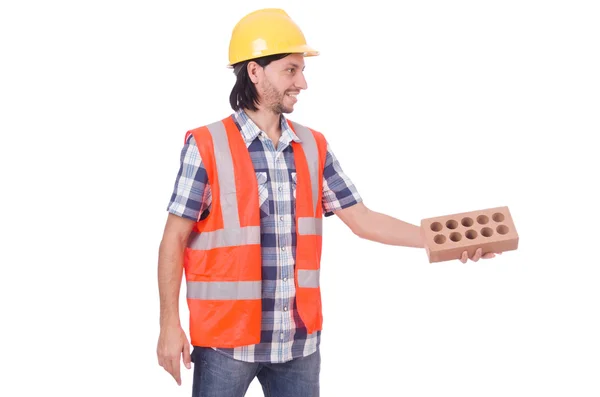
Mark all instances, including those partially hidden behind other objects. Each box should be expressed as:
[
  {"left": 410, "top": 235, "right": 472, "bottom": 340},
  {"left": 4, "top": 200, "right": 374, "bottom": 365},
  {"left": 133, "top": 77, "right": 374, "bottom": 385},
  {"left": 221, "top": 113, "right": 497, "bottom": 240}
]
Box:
[
  {"left": 357, "top": 209, "right": 425, "bottom": 248},
  {"left": 158, "top": 238, "right": 185, "bottom": 328}
]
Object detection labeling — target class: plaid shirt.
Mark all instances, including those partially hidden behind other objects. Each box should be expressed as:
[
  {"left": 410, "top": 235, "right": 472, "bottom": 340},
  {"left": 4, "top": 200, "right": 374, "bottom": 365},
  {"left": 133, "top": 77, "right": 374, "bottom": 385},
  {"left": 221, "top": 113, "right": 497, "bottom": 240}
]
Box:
[{"left": 167, "top": 109, "right": 362, "bottom": 363}]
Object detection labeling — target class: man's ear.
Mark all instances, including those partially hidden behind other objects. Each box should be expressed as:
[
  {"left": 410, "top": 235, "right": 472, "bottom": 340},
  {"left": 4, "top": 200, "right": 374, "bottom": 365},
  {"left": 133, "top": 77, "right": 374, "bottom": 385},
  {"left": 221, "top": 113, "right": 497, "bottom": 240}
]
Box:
[{"left": 247, "top": 61, "right": 260, "bottom": 84}]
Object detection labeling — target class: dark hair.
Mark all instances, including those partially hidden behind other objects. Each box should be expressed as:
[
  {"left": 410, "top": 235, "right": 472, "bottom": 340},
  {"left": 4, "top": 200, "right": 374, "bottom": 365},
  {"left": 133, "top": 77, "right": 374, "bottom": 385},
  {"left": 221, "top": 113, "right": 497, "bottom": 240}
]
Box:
[{"left": 229, "top": 53, "right": 290, "bottom": 111}]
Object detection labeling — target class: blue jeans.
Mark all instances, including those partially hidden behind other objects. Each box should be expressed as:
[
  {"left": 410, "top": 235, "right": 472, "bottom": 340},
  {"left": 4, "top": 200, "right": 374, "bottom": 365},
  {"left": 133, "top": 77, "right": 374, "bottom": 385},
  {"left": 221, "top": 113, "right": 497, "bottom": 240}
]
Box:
[{"left": 191, "top": 346, "right": 320, "bottom": 397}]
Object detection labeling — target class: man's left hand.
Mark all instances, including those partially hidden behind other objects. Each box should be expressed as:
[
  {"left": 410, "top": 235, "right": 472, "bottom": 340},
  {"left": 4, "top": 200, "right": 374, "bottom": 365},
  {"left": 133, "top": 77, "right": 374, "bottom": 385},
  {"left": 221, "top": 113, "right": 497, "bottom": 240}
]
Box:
[{"left": 460, "top": 247, "right": 501, "bottom": 263}]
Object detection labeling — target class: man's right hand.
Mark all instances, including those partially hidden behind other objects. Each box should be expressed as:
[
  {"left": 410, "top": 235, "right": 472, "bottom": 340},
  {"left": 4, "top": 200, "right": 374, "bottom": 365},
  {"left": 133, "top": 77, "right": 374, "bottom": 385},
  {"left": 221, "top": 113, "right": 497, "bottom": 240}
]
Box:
[{"left": 157, "top": 325, "right": 192, "bottom": 386}]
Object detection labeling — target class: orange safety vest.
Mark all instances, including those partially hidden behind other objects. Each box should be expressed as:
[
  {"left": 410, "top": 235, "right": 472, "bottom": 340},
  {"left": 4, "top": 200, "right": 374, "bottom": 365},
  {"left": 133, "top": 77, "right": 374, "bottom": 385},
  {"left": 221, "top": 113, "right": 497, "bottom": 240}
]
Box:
[{"left": 183, "top": 115, "right": 327, "bottom": 348}]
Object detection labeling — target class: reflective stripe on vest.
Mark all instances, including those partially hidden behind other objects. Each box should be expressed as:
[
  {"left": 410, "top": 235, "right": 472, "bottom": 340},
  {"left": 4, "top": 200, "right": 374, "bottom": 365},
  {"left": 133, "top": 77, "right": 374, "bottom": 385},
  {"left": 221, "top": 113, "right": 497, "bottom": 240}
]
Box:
[
  {"left": 298, "top": 217, "right": 322, "bottom": 236},
  {"left": 289, "top": 121, "right": 322, "bottom": 241},
  {"left": 298, "top": 269, "right": 320, "bottom": 288},
  {"left": 208, "top": 121, "right": 240, "bottom": 229},
  {"left": 187, "top": 281, "right": 262, "bottom": 300},
  {"left": 290, "top": 121, "right": 320, "bottom": 217},
  {"left": 187, "top": 226, "right": 261, "bottom": 249}
]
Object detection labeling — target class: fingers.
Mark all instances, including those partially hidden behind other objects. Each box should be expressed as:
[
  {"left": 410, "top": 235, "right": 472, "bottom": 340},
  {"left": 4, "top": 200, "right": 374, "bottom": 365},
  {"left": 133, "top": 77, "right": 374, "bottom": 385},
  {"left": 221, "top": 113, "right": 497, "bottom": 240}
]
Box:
[
  {"left": 183, "top": 342, "right": 192, "bottom": 370},
  {"left": 160, "top": 356, "right": 181, "bottom": 385},
  {"left": 157, "top": 349, "right": 182, "bottom": 385},
  {"left": 459, "top": 249, "right": 502, "bottom": 263},
  {"left": 160, "top": 355, "right": 179, "bottom": 385},
  {"left": 158, "top": 356, "right": 174, "bottom": 384},
  {"left": 171, "top": 357, "right": 182, "bottom": 385},
  {"left": 471, "top": 248, "right": 482, "bottom": 262}
]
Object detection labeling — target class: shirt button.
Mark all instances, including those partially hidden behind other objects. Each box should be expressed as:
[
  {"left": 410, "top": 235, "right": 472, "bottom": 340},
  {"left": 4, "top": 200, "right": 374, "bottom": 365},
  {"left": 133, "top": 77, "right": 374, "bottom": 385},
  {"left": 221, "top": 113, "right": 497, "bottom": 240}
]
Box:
[
  {"left": 284, "top": 306, "right": 288, "bottom": 311},
  {"left": 279, "top": 216, "right": 284, "bottom": 221},
  {"left": 280, "top": 333, "right": 284, "bottom": 340},
  {"left": 283, "top": 277, "right": 287, "bottom": 282},
  {"left": 281, "top": 246, "right": 285, "bottom": 251},
  {"left": 278, "top": 186, "right": 282, "bottom": 192}
]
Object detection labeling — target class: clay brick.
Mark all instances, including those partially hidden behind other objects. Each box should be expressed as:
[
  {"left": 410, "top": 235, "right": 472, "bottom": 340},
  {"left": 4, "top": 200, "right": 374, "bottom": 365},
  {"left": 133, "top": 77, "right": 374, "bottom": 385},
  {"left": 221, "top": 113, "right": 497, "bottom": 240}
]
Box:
[{"left": 420, "top": 206, "right": 519, "bottom": 263}]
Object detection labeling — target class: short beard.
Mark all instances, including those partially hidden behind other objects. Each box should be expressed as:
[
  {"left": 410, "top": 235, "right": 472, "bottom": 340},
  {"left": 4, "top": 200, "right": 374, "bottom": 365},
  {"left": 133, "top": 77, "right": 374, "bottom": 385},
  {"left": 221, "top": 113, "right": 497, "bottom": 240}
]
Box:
[{"left": 261, "top": 79, "right": 291, "bottom": 114}]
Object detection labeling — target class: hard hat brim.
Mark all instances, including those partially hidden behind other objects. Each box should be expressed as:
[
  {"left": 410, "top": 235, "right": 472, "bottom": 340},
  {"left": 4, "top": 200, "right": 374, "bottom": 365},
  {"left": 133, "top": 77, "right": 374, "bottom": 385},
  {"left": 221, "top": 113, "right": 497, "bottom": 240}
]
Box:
[{"left": 227, "top": 45, "right": 320, "bottom": 68}]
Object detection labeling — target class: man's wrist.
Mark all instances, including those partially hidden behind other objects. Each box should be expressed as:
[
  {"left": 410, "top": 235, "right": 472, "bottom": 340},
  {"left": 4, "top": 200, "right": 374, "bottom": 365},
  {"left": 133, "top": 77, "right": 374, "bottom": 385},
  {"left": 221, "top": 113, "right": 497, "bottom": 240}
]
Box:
[{"left": 159, "top": 311, "right": 181, "bottom": 329}]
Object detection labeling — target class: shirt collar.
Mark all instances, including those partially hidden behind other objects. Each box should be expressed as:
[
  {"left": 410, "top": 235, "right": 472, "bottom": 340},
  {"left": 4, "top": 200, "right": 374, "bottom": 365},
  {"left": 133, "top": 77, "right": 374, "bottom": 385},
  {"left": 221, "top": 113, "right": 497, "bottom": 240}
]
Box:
[{"left": 233, "top": 109, "right": 302, "bottom": 145}]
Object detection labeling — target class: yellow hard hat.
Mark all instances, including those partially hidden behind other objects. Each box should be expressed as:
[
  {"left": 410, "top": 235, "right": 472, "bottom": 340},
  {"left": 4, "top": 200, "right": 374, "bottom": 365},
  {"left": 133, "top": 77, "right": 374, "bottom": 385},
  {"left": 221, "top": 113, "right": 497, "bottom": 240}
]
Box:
[{"left": 228, "top": 8, "right": 319, "bottom": 67}]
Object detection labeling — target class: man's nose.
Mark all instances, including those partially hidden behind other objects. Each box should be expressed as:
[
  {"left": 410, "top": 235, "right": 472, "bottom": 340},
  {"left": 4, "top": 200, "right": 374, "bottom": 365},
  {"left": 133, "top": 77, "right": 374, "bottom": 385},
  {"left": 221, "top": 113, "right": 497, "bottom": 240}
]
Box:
[{"left": 296, "top": 71, "right": 308, "bottom": 90}]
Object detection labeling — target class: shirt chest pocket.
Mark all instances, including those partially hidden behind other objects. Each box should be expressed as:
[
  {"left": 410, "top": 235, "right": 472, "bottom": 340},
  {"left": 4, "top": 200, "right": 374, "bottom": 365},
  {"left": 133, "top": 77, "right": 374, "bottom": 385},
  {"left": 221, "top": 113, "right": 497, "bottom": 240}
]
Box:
[{"left": 255, "top": 171, "right": 270, "bottom": 218}]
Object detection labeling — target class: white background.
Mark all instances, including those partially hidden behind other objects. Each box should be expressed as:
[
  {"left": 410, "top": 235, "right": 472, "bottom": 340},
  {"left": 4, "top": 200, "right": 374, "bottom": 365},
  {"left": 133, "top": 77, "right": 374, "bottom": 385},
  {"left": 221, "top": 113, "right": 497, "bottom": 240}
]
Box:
[{"left": 1, "top": 0, "right": 599, "bottom": 396}]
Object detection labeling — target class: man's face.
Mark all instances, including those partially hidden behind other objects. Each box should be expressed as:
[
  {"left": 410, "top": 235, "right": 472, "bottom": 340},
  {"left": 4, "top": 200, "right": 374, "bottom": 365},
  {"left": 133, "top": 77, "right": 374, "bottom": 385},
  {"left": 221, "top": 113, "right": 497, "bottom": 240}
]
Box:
[{"left": 257, "top": 53, "right": 307, "bottom": 114}]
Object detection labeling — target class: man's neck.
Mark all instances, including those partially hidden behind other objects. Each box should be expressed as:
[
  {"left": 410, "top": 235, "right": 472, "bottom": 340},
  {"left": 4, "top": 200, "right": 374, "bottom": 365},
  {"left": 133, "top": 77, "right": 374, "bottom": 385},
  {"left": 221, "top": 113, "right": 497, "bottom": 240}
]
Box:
[{"left": 243, "top": 108, "right": 282, "bottom": 140}]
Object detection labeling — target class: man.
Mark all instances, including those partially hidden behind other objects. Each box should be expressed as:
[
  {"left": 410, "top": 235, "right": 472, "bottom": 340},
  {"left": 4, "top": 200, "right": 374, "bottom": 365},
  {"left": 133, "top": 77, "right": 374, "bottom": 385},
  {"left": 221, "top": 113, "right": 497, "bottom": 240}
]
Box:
[{"left": 157, "top": 8, "right": 497, "bottom": 397}]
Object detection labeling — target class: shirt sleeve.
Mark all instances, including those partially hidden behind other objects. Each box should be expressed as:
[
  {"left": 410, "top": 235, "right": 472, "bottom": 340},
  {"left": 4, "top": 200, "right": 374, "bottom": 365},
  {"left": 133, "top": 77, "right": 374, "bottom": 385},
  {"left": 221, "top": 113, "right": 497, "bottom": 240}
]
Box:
[
  {"left": 322, "top": 142, "right": 363, "bottom": 217},
  {"left": 166, "top": 135, "right": 212, "bottom": 221}
]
